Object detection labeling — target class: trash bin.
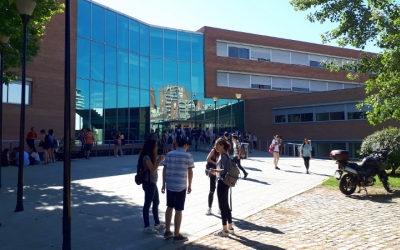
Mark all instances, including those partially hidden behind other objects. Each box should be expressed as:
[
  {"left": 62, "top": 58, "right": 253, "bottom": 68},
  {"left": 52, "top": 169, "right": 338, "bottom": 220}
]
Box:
[{"left": 241, "top": 142, "right": 249, "bottom": 159}]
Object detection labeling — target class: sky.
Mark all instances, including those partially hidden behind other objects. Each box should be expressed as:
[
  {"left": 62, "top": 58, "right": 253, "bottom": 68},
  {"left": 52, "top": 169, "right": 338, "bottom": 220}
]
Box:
[{"left": 93, "top": 0, "right": 379, "bottom": 53}]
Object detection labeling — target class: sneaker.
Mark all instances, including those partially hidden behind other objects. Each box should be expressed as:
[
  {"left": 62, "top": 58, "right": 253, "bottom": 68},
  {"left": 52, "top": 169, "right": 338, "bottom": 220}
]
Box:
[
  {"left": 163, "top": 231, "right": 173, "bottom": 240},
  {"left": 275, "top": 166, "right": 280, "bottom": 170},
  {"left": 173, "top": 234, "right": 188, "bottom": 243},
  {"left": 214, "top": 230, "right": 228, "bottom": 237},
  {"left": 206, "top": 208, "right": 212, "bottom": 215},
  {"left": 244, "top": 172, "right": 248, "bottom": 179},
  {"left": 143, "top": 226, "right": 158, "bottom": 234},
  {"left": 154, "top": 223, "right": 165, "bottom": 230},
  {"left": 228, "top": 228, "right": 235, "bottom": 235}
]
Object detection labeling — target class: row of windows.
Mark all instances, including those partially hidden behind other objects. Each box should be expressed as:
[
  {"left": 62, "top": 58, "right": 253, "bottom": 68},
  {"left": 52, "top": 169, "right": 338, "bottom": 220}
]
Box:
[
  {"left": 217, "top": 72, "right": 361, "bottom": 92},
  {"left": 77, "top": 38, "right": 205, "bottom": 93},
  {"left": 2, "top": 82, "right": 30, "bottom": 105},
  {"left": 274, "top": 103, "right": 368, "bottom": 123},
  {"left": 217, "top": 42, "right": 358, "bottom": 70},
  {"left": 78, "top": 0, "right": 203, "bottom": 62}
]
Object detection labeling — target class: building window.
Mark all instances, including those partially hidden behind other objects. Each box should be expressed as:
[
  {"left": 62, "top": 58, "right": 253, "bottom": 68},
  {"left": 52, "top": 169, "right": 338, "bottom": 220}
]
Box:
[
  {"left": 228, "top": 46, "right": 249, "bottom": 59},
  {"left": 316, "top": 111, "right": 345, "bottom": 121},
  {"left": 309, "top": 60, "right": 324, "bottom": 68},
  {"left": 2, "top": 81, "right": 31, "bottom": 105},
  {"left": 288, "top": 113, "right": 313, "bottom": 123},
  {"left": 275, "top": 115, "right": 286, "bottom": 123},
  {"left": 251, "top": 84, "right": 265, "bottom": 89},
  {"left": 348, "top": 111, "right": 366, "bottom": 120}
]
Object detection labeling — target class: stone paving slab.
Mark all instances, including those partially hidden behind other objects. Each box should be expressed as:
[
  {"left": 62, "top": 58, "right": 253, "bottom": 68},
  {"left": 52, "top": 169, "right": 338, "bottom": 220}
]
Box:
[
  {"left": 179, "top": 187, "right": 400, "bottom": 250},
  {"left": 0, "top": 151, "right": 336, "bottom": 249}
]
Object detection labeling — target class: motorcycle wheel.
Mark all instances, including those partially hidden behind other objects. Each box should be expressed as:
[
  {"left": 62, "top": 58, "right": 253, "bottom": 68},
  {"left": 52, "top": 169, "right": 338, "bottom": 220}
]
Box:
[
  {"left": 339, "top": 174, "right": 357, "bottom": 195},
  {"left": 380, "top": 171, "right": 393, "bottom": 193}
]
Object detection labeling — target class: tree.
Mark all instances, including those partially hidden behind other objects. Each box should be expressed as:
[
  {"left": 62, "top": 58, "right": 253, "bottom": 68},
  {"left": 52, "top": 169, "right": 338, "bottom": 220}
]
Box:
[
  {"left": 359, "top": 127, "right": 400, "bottom": 176},
  {"left": 290, "top": 0, "right": 400, "bottom": 125},
  {"left": 0, "top": 0, "right": 64, "bottom": 83}
]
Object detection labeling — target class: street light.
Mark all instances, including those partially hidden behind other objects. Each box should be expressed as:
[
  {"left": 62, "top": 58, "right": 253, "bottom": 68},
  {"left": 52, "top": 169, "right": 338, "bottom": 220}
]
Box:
[
  {"left": 0, "top": 35, "right": 10, "bottom": 189},
  {"left": 15, "top": 0, "right": 37, "bottom": 213},
  {"left": 193, "top": 99, "right": 198, "bottom": 152},
  {"left": 213, "top": 97, "right": 218, "bottom": 138},
  {"left": 235, "top": 93, "right": 242, "bottom": 133}
]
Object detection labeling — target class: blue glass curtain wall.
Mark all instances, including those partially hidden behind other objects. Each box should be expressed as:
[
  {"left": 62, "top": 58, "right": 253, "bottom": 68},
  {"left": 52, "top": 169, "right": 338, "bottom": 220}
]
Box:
[{"left": 77, "top": 0, "right": 241, "bottom": 141}]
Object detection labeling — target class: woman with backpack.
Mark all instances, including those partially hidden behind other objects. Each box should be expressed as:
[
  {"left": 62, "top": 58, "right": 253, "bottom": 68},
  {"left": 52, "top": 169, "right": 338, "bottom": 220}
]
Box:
[
  {"left": 205, "top": 145, "right": 220, "bottom": 215},
  {"left": 232, "top": 134, "right": 248, "bottom": 179},
  {"left": 209, "top": 138, "right": 235, "bottom": 237},
  {"left": 138, "top": 139, "right": 165, "bottom": 233}
]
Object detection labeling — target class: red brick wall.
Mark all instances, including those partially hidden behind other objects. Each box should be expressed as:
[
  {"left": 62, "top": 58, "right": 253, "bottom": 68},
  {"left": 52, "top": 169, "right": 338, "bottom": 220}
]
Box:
[
  {"left": 245, "top": 87, "right": 400, "bottom": 144},
  {"left": 202, "top": 26, "right": 368, "bottom": 100},
  {"left": 2, "top": 0, "right": 77, "bottom": 141}
]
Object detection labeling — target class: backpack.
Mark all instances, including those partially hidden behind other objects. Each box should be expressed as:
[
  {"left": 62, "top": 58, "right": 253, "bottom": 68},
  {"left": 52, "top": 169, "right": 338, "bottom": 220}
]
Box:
[
  {"left": 269, "top": 143, "right": 274, "bottom": 154},
  {"left": 221, "top": 153, "right": 240, "bottom": 187},
  {"left": 167, "top": 135, "right": 173, "bottom": 144},
  {"left": 135, "top": 161, "right": 149, "bottom": 185}
]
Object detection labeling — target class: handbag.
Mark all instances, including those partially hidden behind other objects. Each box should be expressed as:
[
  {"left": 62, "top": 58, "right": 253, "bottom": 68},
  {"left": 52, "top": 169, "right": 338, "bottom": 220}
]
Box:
[{"left": 269, "top": 144, "right": 274, "bottom": 154}]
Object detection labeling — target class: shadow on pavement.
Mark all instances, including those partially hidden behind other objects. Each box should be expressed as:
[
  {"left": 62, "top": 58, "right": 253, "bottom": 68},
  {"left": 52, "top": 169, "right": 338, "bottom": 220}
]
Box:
[
  {"left": 346, "top": 189, "right": 400, "bottom": 203},
  {"left": 230, "top": 235, "right": 285, "bottom": 250},
  {"left": 234, "top": 219, "right": 284, "bottom": 234},
  {"left": 243, "top": 167, "right": 262, "bottom": 172},
  {"left": 242, "top": 177, "right": 270, "bottom": 185}
]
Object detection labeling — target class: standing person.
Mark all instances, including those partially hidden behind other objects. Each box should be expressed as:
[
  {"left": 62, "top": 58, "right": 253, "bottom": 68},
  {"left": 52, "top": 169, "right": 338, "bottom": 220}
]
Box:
[
  {"left": 1, "top": 148, "right": 12, "bottom": 166},
  {"left": 84, "top": 128, "right": 95, "bottom": 159},
  {"left": 232, "top": 135, "right": 248, "bottom": 178},
  {"left": 162, "top": 130, "right": 168, "bottom": 154},
  {"left": 279, "top": 135, "right": 284, "bottom": 155},
  {"left": 205, "top": 145, "right": 219, "bottom": 215},
  {"left": 161, "top": 138, "right": 194, "bottom": 243},
  {"left": 139, "top": 139, "right": 166, "bottom": 233},
  {"left": 209, "top": 138, "right": 235, "bottom": 237},
  {"left": 248, "top": 132, "right": 253, "bottom": 153},
  {"left": 75, "top": 129, "right": 86, "bottom": 158},
  {"left": 253, "top": 134, "right": 258, "bottom": 151},
  {"left": 26, "top": 127, "right": 37, "bottom": 149},
  {"left": 40, "top": 129, "right": 50, "bottom": 164},
  {"left": 167, "top": 130, "right": 174, "bottom": 152},
  {"left": 113, "top": 131, "right": 121, "bottom": 157},
  {"left": 272, "top": 135, "right": 281, "bottom": 170},
  {"left": 48, "top": 129, "right": 56, "bottom": 163},
  {"left": 300, "top": 138, "right": 312, "bottom": 174},
  {"left": 118, "top": 131, "right": 124, "bottom": 157}
]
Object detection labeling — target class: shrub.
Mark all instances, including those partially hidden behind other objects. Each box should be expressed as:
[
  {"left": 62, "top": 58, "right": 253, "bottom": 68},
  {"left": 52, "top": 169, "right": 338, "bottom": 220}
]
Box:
[{"left": 359, "top": 127, "right": 400, "bottom": 176}]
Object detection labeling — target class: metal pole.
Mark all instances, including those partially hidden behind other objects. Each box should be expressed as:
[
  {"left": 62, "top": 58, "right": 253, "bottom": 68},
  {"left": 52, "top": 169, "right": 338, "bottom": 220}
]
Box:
[
  {"left": 15, "top": 15, "right": 30, "bottom": 212},
  {"left": 63, "top": 0, "right": 72, "bottom": 248},
  {"left": 214, "top": 101, "right": 217, "bottom": 139},
  {"left": 237, "top": 99, "right": 239, "bottom": 133},
  {"left": 0, "top": 46, "right": 4, "bottom": 188}
]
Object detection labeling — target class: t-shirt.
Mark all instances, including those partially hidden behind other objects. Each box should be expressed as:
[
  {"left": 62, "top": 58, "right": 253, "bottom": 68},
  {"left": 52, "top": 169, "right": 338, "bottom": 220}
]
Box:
[
  {"left": 163, "top": 148, "right": 195, "bottom": 192},
  {"left": 26, "top": 131, "right": 37, "bottom": 139},
  {"left": 31, "top": 152, "right": 40, "bottom": 161},
  {"left": 84, "top": 131, "right": 95, "bottom": 144},
  {"left": 233, "top": 141, "right": 241, "bottom": 157},
  {"left": 143, "top": 155, "right": 157, "bottom": 184},
  {"left": 272, "top": 139, "right": 280, "bottom": 152},
  {"left": 301, "top": 144, "right": 312, "bottom": 157}
]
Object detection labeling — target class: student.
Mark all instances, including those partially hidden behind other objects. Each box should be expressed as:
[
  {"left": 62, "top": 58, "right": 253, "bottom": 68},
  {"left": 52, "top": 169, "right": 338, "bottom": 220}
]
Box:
[
  {"left": 139, "top": 139, "right": 165, "bottom": 233},
  {"left": 84, "top": 128, "right": 95, "bottom": 159},
  {"left": 232, "top": 134, "right": 248, "bottom": 178},
  {"left": 205, "top": 145, "right": 219, "bottom": 215},
  {"left": 209, "top": 138, "right": 235, "bottom": 237},
  {"left": 300, "top": 138, "right": 312, "bottom": 174},
  {"left": 162, "top": 138, "right": 194, "bottom": 243},
  {"left": 272, "top": 135, "right": 281, "bottom": 170}
]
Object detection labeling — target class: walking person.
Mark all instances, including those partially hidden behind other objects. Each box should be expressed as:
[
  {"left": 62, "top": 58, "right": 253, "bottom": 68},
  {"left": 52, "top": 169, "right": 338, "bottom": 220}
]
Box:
[
  {"left": 162, "top": 130, "right": 168, "bottom": 154},
  {"left": 272, "top": 135, "right": 281, "bottom": 170},
  {"left": 40, "top": 129, "right": 50, "bottom": 164},
  {"left": 208, "top": 138, "right": 235, "bottom": 237},
  {"left": 26, "top": 127, "right": 37, "bottom": 149},
  {"left": 161, "top": 138, "right": 194, "bottom": 243},
  {"left": 75, "top": 128, "right": 86, "bottom": 158},
  {"left": 113, "top": 131, "right": 121, "bottom": 157},
  {"left": 139, "top": 139, "right": 166, "bottom": 233},
  {"left": 84, "top": 128, "right": 95, "bottom": 159},
  {"left": 300, "top": 138, "right": 312, "bottom": 174},
  {"left": 118, "top": 131, "right": 124, "bottom": 157},
  {"left": 48, "top": 129, "right": 56, "bottom": 163},
  {"left": 232, "top": 134, "right": 248, "bottom": 178},
  {"left": 253, "top": 134, "right": 258, "bottom": 151},
  {"left": 205, "top": 145, "right": 219, "bottom": 215}
]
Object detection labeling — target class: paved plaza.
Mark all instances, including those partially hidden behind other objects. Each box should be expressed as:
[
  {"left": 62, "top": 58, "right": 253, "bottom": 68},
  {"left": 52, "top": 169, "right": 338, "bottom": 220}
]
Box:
[{"left": 1, "top": 149, "right": 398, "bottom": 249}]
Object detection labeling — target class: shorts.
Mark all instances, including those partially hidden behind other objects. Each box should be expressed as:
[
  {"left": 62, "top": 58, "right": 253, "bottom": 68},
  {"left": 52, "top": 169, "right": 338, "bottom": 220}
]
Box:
[
  {"left": 84, "top": 144, "right": 93, "bottom": 151},
  {"left": 166, "top": 189, "right": 186, "bottom": 211}
]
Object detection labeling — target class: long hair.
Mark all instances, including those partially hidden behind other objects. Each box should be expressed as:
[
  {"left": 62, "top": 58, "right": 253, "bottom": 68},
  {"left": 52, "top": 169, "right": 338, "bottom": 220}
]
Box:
[
  {"left": 49, "top": 129, "right": 54, "bottom": 135},
  {"left": 138, "top": 139, "right": 158, "bottom": 166},
  {"left": 215, "top": 137, "right": 231, "bottom": 152}
]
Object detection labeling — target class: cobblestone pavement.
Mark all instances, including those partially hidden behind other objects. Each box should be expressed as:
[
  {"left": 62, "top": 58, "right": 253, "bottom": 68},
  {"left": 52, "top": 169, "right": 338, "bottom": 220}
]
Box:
[{"left": 179, "top": 187, "right": 400, "bottom": 250}]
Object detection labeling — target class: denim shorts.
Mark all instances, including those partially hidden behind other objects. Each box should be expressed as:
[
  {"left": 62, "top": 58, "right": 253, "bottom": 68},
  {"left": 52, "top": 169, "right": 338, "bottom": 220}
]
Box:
[{"left": 166, "top": 189, "right": 186, "bottom": 211}]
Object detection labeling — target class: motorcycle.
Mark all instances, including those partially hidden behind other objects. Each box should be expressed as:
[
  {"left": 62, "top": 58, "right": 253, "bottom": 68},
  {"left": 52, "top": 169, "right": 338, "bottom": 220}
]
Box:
[{"left": 329, "top": 149, "right": 393, "bottom": 195}]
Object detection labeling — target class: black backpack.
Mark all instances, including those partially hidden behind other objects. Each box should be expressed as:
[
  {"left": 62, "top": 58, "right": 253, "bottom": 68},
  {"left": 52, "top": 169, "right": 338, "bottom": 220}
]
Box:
[
  {"left": 167, "top": 135, "right": 173, "bottom": 144},
  {"left": 134, "top": 161, "right": 149, "bottom": 185}
]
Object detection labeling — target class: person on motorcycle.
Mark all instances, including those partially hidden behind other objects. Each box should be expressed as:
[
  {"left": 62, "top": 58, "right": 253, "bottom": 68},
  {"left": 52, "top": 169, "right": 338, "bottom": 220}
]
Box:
[{"left": 300, "top": 138, "right": 312, "bottom": 174}]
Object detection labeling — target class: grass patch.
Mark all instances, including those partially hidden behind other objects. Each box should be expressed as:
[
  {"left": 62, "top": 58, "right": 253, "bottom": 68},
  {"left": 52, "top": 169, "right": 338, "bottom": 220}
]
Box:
[{"left": 321, "top": 171, "right": 400, "bottom": 189}]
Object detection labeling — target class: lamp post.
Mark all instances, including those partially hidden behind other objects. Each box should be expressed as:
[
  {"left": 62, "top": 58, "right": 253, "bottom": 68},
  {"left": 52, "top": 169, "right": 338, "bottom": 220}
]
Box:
[
  {"left": 235, "top": 93, "right": 242, "bottom": 133},
  {"left": 193, "top": 99, "right": 198, "bottom": 152},
  {"left": 0, "top": 35, "right": 10, "bottom": 189},
  {"left": 15, "top": 0, "right": 37, "bottom": 212},
  {"left": 63, "top": 0, "right": 72, "bottom": 249},
  {"left": 213, "top": 97, "right": 218, "bottom": 138}
]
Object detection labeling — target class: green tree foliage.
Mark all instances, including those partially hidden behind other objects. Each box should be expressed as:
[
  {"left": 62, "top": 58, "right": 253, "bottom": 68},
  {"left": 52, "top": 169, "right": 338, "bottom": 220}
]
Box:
[
  {"left": 290, "top": 0, "right": 400, "bottom": 125},
  {"left": 359, "top": 127, "right": 400, "bottom": 176},
  {"left": 0, "top": 0, "right": 64, "bottom": 83}
]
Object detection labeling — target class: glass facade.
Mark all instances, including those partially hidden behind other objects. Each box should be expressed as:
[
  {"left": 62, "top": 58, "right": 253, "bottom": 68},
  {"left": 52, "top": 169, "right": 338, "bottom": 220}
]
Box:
[{"left": 76, "top": 0, "right": 240, "bottom": 141}]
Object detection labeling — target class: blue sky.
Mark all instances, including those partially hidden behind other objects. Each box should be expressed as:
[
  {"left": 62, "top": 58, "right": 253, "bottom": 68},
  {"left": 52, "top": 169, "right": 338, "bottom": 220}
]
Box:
[{"left": 93, "top": 0, "right": 379, "bottom": 53}]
